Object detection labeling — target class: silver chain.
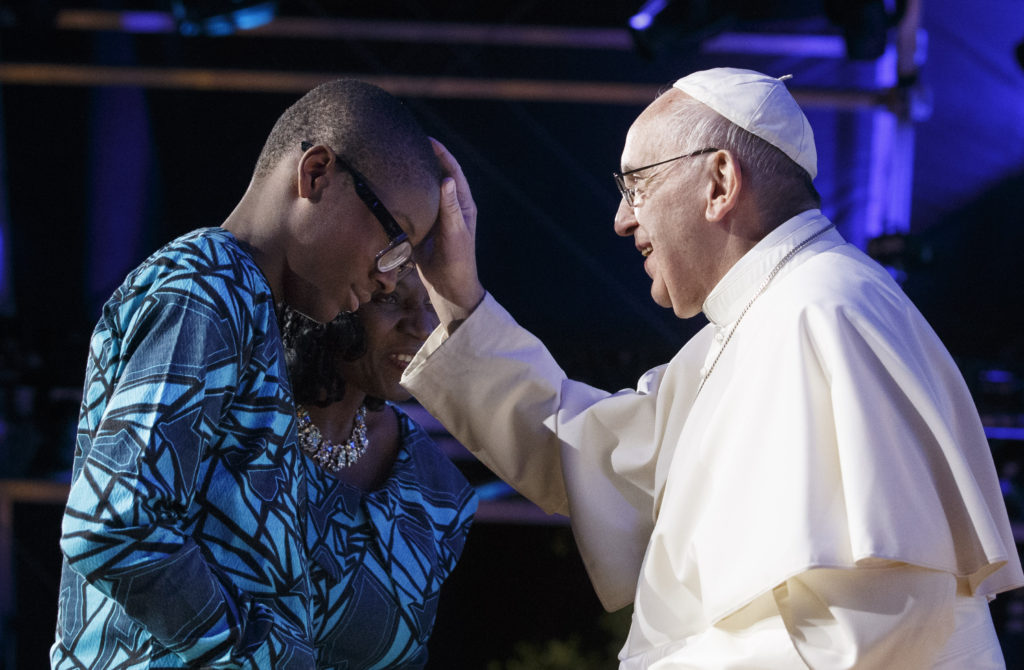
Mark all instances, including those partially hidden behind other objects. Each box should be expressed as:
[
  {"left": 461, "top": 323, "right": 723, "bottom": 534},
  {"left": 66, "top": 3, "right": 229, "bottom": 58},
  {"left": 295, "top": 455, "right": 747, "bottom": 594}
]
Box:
[{"left": 696, "top": 222, "right": 836, "bottom": 397}]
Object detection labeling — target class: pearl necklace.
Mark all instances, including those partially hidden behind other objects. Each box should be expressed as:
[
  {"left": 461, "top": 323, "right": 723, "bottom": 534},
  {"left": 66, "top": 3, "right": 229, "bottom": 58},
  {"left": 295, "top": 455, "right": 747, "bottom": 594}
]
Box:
[
  {"left": 696, "top": 222, "right": 836, "bottom": 397},
  {"left": 296, "top": 404, "right": 369, "bottom": 471}
]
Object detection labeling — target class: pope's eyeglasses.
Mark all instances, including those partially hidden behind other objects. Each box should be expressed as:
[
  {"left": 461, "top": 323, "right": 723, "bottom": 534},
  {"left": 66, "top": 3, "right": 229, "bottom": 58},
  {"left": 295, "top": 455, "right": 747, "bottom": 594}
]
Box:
[{"left": 613, "top": 147, "right": 717, "bottom": 207}]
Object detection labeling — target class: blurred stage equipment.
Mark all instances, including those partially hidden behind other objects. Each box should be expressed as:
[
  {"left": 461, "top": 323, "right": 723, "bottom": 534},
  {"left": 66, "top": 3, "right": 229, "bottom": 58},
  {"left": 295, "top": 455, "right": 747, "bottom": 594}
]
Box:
[
  {"left": 170, "top": 0, "right": 277, "bottom": 36},
  {"left": 628, "top": 0, "right": 738, "bottom": 59},
  {"left": 629, "top": 0, "right": 909, "bottom": 61},
  {"left": 0, "top": 0, "right": 55, "bottom": 29},
  {"left": 823, "top": 0, "right": 907, "bottom": 59}
]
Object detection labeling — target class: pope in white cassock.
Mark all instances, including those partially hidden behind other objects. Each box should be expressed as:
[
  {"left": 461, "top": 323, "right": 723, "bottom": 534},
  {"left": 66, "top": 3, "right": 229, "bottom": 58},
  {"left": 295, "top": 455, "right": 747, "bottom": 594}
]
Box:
[{"left": 403, "top": 68, "right": 1024, "bottom": 668}]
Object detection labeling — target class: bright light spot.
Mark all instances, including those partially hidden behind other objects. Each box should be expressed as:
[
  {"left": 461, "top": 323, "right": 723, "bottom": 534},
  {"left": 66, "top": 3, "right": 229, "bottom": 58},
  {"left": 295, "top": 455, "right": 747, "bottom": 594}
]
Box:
[
  {"left": 630, "top": 13, "right": 653, "bottom": 31},
  {"left": 121, "top": 11, "right": 176, "bottom": 33},
  {"left": 233, "top": 3, "right": 276, "bottom": 31},
  {"left": 630, "top": 0, "right": 667, "bottom": 31}
]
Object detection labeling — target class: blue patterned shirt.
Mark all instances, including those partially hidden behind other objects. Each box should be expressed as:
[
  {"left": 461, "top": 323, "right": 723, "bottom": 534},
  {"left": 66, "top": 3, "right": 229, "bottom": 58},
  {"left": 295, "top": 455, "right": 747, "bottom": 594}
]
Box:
[
  {"left": 305, "top": 406, "right": 477, "bottom": 669},
  {"left": 52, "top": 228, "right": 315, "bottom": 668}
]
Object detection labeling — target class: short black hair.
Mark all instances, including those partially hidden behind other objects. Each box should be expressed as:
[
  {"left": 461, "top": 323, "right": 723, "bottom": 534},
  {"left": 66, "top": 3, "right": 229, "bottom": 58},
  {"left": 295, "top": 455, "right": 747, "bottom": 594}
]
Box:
[{"left": 253, "top": 79, "right": 440, "bottom": 190}]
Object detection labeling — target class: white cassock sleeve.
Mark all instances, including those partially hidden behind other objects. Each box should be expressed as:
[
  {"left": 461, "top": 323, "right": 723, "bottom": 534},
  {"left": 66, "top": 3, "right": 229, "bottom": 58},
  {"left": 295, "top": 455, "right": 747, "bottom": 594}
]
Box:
[{"left": 402, "top": 293, "right": 663, "bottom": 611}]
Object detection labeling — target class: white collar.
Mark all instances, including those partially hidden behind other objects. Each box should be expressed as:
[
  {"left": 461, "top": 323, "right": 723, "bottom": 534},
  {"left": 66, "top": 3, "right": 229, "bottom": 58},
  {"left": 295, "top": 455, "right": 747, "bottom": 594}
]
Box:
[{"left": 702, "top": 209, "right": 834, "bottom": 326}]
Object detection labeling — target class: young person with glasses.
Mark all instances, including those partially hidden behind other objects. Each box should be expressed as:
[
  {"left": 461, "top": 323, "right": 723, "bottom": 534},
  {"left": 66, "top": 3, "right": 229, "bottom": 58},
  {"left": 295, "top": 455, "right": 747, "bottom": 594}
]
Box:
[
  {"left": 52, "top": 79, "right": 442, "bottom": 668},
  {"left": 404, "top": 69, "right": 1024, "bottom": 668}
]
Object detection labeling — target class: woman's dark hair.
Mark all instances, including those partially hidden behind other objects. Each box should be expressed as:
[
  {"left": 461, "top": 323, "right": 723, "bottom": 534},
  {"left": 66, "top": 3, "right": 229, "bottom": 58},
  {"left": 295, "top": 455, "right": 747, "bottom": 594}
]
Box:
[{"left": 279, "top": 306, "right": 384, "bottom": 410}]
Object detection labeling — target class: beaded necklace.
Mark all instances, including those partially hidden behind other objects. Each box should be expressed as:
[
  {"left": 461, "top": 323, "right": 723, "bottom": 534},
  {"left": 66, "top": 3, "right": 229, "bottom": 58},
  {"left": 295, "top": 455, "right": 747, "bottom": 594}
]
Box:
[{"left": 296, "top": 404, "right": 369, "bottom": 471}]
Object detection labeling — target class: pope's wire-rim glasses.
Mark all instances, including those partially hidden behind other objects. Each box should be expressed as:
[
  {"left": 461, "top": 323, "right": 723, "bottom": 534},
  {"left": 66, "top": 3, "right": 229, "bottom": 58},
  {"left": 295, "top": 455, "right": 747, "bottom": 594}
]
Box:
[
  {"left": 301, "top": 141, "right": 411, "bottom": 273},
  {"left": 613, "top": 147, "right": 718, "bottom": 207}
]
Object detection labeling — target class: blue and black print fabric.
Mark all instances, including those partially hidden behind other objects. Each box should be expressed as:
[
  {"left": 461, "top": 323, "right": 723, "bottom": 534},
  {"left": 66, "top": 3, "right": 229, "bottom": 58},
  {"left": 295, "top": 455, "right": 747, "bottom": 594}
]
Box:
[
  {"left": 305, "top": 406, "right": 477, "bottom": 669},
  {"left": 52, "top": 228, "right": 315, "bottom": 668}
]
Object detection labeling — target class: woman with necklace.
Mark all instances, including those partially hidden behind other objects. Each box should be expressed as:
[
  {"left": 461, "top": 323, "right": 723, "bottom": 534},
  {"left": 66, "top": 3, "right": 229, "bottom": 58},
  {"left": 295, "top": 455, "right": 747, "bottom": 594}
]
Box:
[{"left": 281, "top": 268, "right": 477, "bottom": 669}]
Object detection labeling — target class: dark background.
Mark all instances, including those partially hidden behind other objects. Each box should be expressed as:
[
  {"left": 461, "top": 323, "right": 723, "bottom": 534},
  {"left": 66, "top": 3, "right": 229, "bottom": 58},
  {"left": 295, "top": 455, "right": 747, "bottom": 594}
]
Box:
[
  {"left": 1, "top": 0, "right": 1023, "bottom": 400},
  {"left": 1, "top": 0, "right": 1024, "bottom": 668}
]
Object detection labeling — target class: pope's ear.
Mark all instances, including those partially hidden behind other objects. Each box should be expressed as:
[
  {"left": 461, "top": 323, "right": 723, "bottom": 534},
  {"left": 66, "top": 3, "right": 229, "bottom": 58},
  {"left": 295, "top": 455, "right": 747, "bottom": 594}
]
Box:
[
  {"left": 297, "top": 143, "right": 334, "bottom": 200},
  {"left": 705, "top": 150, "right": 741, "bottom": 223}
]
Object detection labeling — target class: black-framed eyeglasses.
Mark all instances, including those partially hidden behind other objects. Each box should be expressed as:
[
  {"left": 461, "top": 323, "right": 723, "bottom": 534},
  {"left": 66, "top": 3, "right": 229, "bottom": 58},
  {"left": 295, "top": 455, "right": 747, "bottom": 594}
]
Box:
[
  {"left": 613, "top": 147, "right": 717, "bottom": 207},
  {"left": 301, "top": 141, "right": 412, "bottom": 273}
]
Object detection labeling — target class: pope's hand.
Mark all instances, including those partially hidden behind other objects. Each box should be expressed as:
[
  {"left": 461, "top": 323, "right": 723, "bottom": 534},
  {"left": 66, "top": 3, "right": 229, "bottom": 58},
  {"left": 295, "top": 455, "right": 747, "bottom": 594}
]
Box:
[{"left": 415, "top": 138, "right": 485, "bottom": 330}]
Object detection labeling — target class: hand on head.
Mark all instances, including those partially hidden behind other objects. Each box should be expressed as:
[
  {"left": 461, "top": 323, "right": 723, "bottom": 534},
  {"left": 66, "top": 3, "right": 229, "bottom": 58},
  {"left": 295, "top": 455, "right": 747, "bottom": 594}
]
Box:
[{"left": 413, "top": 138, "right": 486, "bottom": 330}]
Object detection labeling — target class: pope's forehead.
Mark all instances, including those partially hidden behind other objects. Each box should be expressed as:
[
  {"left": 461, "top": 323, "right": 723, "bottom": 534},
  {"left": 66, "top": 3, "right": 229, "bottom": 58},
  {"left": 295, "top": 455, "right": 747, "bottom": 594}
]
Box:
[
  {"left": 639, "top": 89, "right": 689, "bottom": 128},
  {"left": 621, "top": 130, "right": 659, "bottom": 168},
  {"left": 626, "top": 90, "right": 687, "bottom": 146}
]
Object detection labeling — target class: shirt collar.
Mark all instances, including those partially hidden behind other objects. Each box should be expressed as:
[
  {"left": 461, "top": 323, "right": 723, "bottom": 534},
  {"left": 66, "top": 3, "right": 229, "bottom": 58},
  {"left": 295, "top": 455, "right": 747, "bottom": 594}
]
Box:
[{"left": 702, "top": 209, "right": 831, "bottom": 326}]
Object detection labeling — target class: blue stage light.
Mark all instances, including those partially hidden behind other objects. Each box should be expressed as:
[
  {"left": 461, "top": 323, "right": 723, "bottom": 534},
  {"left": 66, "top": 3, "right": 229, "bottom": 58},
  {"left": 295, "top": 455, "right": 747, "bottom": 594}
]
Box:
[
  {"left": 171, "top": 0, "right": 277, "bottom": 37},
  {"left": 629, "top": 0, "right": 667, "bottom": 32}
]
